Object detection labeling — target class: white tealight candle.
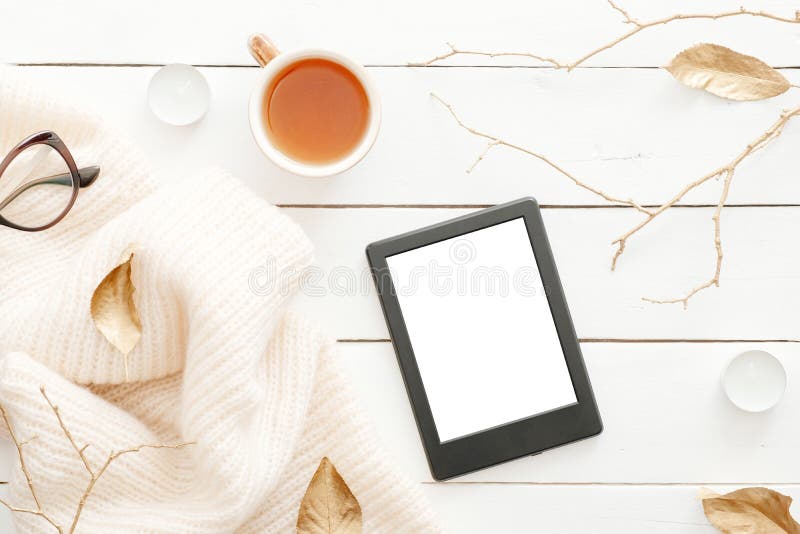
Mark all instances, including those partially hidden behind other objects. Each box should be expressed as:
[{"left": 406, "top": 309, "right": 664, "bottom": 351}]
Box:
[
  {"left": 722, "top": 350, "right": 786, "bottom": 412},
  {"left": 147, "top": 64, "right": 210, "bottom": 126}
]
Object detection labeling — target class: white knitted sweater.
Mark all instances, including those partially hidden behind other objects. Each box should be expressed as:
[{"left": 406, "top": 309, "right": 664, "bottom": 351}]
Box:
[{"left": 0, "top": 70, "right": 440, "bottom": 533}]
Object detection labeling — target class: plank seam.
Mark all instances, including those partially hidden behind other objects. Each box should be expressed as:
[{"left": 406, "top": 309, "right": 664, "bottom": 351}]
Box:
[
  {"left": 337, "top": 338, "right": 800, "bottom": 343},
  {"left": 421, "top": 481, "right": 800, "bottom": 486},
  {"left": 278, "top": 204, "right": 800, "bottom": 209},
  {"left": 11, "top": 63, "right": 800, "bottom": 70}
]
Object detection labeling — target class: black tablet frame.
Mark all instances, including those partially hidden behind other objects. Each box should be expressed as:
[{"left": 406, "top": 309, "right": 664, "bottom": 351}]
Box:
[{"left": 366, "top": 197, "right": 602, "bottom": 480}]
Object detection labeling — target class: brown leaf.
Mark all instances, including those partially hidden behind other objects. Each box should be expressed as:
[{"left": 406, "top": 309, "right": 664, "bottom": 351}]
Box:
[
  {"left": 297, "top": 457, "right": 362, "bottom": 534},
  {"left": 702, "top": 487, "right": 800, "bottom": 534},
  {"left": 90, "top": 247, "right": 141, "bottom": 380},
  {"left": 666, "top": 44, "right": 790, "bottom": 101}
]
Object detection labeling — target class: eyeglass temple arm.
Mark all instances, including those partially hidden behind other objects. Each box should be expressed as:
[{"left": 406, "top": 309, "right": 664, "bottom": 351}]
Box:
[{"left": 0, "top": 166, "right": 100, "bottom": 212}]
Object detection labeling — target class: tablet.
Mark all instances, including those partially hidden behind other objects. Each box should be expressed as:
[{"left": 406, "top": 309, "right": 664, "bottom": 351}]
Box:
[{"left": 366, "top": 197, "right": 602, "bottom": 480}]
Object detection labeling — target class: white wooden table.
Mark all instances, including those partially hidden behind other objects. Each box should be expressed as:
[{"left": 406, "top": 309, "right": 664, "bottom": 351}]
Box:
[{"left": 2, "top": 0, "right": 800, "bottom": 531}]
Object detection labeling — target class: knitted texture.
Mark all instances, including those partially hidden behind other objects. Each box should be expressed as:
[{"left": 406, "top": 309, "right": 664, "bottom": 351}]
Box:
[{"left": 0, "top": 69, "right": 440, "bottom": 532}]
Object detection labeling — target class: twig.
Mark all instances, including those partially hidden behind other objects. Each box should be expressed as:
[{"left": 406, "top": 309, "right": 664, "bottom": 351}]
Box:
[
  {"left": 467, "top": 140, "right": 501, "bottom": 173},
  {"left": 609, "top": 167, "right": 726, "bottom": 272},
  {"left": 641, "top": 171, "right": 733, "bottom": 308},
  {"left": 67, "top": 442, "right": 192, "bottom": 534},
  {"left": 0, "top": 498, "right": 62, "bottom": 531},
  {"left": 18, "top": 435, "right": 38, "bottom": 447},
  {"left": 630, "top": 106, "right": 800, "bottom": 307},
  {"left": 38, "top": 387, "right": 194, "bottom": 534},
  {"left": 606, "top": 0, "right": 639, "bottom": 26},
  {"left": 433, "top": 92, "right": 800, "bottom": 307},
  {"left": 411, "top": 4, "right": 800, "bottom": 70},
  {"left": 611, "top": 106, "right": 800, "bottom": 275},
  {"left": 0, "top": 402, "right": 63, "bottom": 533},
  {"left": 40, "top": 387, "right": 94, "bottom": 478},
  {"left": 411, "top": 41, "right": 564, "bottom": 68},
  {"left": 431, "top": 93, "right": 654, "bottom": 215},
  {"left": 0, "top": 387, "right": 194, "bottom": 534}
]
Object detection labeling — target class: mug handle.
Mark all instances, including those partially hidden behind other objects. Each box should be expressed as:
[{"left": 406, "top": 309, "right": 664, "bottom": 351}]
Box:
[{"left": 248, "top": 34, "right": 281, "bottom": 67}]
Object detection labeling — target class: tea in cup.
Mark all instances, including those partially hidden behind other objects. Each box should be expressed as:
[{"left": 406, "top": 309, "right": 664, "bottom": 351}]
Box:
[{"left": 247, "top": 34, "right": 381, "bottom": 177}]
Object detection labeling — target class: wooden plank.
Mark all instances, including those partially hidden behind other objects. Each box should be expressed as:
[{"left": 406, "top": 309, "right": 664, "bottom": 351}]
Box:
[
  {"left": 0, "top": 479, "right": 761, "bottom": 534},
  {"left": 285, "top": 207, "right": 800, "bottom": 341},
  {"left": 7, "top": 65, "right": 800, "bottom": 206},
  {"left": 3, "top": 480, "right": 800, "bottom": 534},
  {"left": 340, "top": 341, "right": 800, "bottom": 484},
  {"left": 2, "top": 1, "right": 800, "bottom": 67},
  {"left": 422, "top": 484, "right": 800, "bottom": 533}
]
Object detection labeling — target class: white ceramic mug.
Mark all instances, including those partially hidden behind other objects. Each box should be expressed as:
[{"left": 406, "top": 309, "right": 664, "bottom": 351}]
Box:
[{"left": 247, "top": 34, "right": 381, "bottom": 178}]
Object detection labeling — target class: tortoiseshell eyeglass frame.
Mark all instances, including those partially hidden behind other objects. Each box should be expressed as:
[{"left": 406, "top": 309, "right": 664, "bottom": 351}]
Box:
[{"left": 0, "top": 131, "right": 100, "bottom": 232}]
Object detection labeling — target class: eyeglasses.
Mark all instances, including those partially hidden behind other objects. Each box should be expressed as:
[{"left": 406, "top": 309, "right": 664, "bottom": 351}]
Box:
[{"left": 0, "top": 131, "right": 99, "bottom": 232}]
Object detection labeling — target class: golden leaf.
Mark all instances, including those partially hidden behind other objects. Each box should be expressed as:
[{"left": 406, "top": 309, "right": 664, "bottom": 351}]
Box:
[
  {"left": 701, "top": 487, "right": 800, "bottom": 534},
  {"left": 666, "top": 44, "right": 790, "bottom": 101},
  {"left": 296, "top": 457, "right": 362, "bottom": 534},
  {"left": 90, "top": 247, "right": 141, "bottom": 380}
]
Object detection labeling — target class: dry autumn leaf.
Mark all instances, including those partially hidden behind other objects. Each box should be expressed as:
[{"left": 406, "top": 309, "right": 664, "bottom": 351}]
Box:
[
  {"left": 666, "top": 43, "right": 790, "bottom": 101},
  {"left": 297, "top": 457, "right": 362, "bottom": 534},
  {"left": 90, "top": 247, "right": 141, "bottom": 381},
  {"left": 701, "top": 487, "right": 800, "bottom": 534}
]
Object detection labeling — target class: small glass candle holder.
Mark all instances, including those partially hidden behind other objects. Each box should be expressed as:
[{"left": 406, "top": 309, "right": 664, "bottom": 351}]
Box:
[
  {"left": 722, "top": 350, "right": 786, "bottom": 412},
  {"left": 147, "top": 64, "right": 210, "bottom": 126}
]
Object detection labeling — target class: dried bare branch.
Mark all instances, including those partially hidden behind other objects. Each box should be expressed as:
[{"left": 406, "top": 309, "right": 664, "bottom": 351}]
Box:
[
  {"left": 0, "top": 402, "right": 63, "bottom": 533},
  {"left": 606, "top": 0, "right": 639, "bottom": 26},
  {"left": 433, "top": 92, "right": 800, "bottom": 307},
  {"left": 467, "top": 140, "right": 501, "bottom": 173},
  {"left": 609, "top": 166, "right": 727, "bottom": 272},
  {"left": 430, "top": 93, "right": 654, "bottom": 215},
  {"left": 0, "top": 387, "right": 194, "bottom": 534},
  {"left": 40, "top": 387, "right": 94, "bottom": 478},
  {"left": 68, "top": 441, "right": 192, "bottom": 534},
  {"left": 633, "top": 106, "right": 800, "bottom": 307},
  {"left": 17, "top": 435, "right": 38, "bottom": 447},
  {"left": 411, "top": 41, "right": 564, "bottom": 68},
  {"left": 412, "top": 4, "right": 800, "bottom": 70},
  {"left": 0, "top": 498, "right": 62, "bottom": 531}
]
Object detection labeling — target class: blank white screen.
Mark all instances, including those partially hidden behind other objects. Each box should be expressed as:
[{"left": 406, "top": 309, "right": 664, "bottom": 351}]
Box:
[{"left": 386, "top": 218, "right": 577, "bottom": 442}]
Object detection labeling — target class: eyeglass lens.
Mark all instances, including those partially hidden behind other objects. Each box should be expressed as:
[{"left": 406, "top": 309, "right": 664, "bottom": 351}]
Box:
[{"left": 0, "top": 144, "right": 75, "bottom": 229}]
